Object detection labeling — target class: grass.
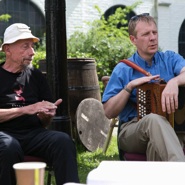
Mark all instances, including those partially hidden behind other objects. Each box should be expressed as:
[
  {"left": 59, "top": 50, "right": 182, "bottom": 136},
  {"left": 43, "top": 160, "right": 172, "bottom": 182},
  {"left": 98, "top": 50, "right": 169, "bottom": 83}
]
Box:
[
  {"left": 77, "top": 136, "right": 119, "bottom": 184},
  {"left": 46, "top": 136, "right": 119, "bottom": 184}
]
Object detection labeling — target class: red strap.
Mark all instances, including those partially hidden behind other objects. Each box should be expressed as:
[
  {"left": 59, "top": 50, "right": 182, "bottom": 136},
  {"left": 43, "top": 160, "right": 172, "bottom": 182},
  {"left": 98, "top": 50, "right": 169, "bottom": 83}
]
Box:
[{"left": 120, "top": 59, "right": 151, "bottom": 76}]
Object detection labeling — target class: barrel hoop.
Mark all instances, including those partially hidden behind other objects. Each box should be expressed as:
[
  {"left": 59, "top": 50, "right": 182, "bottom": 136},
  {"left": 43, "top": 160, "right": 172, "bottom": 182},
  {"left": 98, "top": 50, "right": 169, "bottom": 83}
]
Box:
[
  {"left": 68, "top": 86, "right": 100, "bottom": 91},
  {"left": 67, "top": 63, "right": 96, "bottom": 70}
]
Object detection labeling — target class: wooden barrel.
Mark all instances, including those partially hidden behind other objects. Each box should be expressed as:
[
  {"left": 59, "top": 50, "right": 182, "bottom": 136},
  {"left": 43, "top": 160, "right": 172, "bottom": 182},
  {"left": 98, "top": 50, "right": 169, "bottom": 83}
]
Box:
[{"left": 67, "top": 58, "right": 101, "bottom": 138}]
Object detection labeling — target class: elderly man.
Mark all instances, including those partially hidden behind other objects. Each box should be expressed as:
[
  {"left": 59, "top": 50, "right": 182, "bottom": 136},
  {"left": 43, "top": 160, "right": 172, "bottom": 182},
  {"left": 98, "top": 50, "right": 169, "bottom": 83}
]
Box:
[{"left": 0, "top": 23, "right": 79, "bottom": 184}]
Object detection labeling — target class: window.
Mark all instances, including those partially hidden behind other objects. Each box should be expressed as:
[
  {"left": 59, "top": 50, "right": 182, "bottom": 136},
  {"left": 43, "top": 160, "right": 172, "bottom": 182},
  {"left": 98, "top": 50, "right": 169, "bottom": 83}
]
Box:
[
  {"left": 0, "top": 0, "right": 45, "bottom": 41},
  {"left": 179, "top": 20, "right": 185, "bottom": 58}
]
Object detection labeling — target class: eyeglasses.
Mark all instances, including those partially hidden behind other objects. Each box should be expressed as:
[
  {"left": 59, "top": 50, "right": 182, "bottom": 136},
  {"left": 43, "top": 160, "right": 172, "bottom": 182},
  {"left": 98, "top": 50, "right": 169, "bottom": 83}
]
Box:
[{"left": 130, "top": 13, "right": 150, "bottom": 21}]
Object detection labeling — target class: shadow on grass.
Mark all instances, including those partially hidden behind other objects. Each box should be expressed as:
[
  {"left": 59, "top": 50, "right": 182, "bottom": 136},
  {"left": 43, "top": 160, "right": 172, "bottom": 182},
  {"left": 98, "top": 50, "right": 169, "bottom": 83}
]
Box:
[{"left": 77, "top": 136, "right": 119, "bottom": 184}]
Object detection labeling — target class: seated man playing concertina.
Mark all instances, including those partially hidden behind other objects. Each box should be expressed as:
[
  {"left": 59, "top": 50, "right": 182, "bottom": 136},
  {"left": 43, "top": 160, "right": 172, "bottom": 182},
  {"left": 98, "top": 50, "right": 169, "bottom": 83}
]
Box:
[{"left": 102, "top": 14, "right": 185, "bottom": 161}]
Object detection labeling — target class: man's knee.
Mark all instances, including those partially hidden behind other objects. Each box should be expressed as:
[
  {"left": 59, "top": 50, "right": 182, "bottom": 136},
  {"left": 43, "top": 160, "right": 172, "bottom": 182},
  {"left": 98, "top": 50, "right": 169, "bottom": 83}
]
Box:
[
  {"left": 52, "top": 132, "right": 75, "bottom": 150},
  {"left": 0, "top": 136, "right": 23, "bottom": 159},
  {"left": 141, "top": 113, "right": 170, "bottom": 129}
]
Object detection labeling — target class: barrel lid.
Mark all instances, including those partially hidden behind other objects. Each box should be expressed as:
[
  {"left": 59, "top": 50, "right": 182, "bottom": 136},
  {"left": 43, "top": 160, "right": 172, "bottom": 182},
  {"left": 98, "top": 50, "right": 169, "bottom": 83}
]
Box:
[{"left": 76, "top": 98, "right": 111, "bottom": 151}]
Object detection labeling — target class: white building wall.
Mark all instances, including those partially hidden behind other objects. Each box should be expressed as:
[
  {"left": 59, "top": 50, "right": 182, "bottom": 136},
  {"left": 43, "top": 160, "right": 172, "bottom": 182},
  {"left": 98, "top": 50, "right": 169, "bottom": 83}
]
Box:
[
  {"left": 158, "top": 2, "right": 172, "bottom": 51},
  {"left": 158, "top": 0, "right": 185, "bottom": 52},
  {"left": 65, "top": 0, "right": 155, "bottom": 39},
  {"left": 34, "top": 0, "right": 185, "bottom": 53}
]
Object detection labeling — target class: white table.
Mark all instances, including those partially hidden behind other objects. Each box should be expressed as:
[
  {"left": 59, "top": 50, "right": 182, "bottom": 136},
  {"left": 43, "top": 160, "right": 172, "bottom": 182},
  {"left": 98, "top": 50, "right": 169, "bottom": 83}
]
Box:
[{"left": 87, "top": 160, "right": 185, "bottom": 185}]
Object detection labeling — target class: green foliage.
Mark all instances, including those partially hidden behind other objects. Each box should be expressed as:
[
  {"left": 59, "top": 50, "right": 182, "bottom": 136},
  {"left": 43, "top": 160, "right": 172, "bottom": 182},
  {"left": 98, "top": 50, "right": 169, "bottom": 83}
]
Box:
[
  {"left": 67, "top": 3, "right": 142, "bottom": 93},
  {"left": 0, "top": 52, "right": 5, "bottom": 64},
  {"left": 32, "top": 50, "right": 46, "bottom": 68},
  {"left": 32, "top": 34, "right": 46, "bottom": 68},
  {"left": 0, "top": 13, "right": 12, "bottom": 51},
  {"left": 67, "top": 3, "right": 140, "bottom": 82},
  {"left": 0, "top": 14, "right": 11, "bottom": 22}
]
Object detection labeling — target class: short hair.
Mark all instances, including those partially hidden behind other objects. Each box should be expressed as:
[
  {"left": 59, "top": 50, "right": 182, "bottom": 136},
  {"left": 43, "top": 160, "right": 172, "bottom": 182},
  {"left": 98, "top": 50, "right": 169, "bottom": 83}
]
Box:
[{"left": 128, "top": 14, "right": 157, "bottom": 36}]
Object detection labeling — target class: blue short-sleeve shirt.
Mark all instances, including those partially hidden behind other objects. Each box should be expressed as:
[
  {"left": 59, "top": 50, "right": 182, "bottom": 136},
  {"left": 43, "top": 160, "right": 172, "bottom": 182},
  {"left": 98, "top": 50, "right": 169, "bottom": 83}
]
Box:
[{"left": 102, "top": 50, "right": 185, "bottom": 123}]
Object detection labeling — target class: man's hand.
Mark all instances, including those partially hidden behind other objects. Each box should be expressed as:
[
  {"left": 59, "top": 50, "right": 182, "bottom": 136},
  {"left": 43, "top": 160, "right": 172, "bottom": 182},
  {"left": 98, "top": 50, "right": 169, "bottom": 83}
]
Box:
[
  {"left": 128, "top": 75, "right": 160, "bottom": 90},
  {"left": 161, "top": 81, "right": 178, "bottom": 114},
  {"left": 36, "top": 98, "right": 62, "bottom": 127},
  {"left": 54, "top": 99, "right": 62, "bottom": 106},
  {"left": 104, "top": 75, "right": 160, "bottom": 119}
]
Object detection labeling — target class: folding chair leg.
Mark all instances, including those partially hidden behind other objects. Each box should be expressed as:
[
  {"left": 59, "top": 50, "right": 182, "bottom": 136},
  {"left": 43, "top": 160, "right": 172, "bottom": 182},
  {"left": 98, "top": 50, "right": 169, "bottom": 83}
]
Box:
[
  {"left": 103, "top": 118, "right": 118, "bottom": 154},
  {"left": 47, "top": 167, "right": 53, "bottom": 185},
  {"left": 47, "top": 172, "right": 51, "bottom": 185}
]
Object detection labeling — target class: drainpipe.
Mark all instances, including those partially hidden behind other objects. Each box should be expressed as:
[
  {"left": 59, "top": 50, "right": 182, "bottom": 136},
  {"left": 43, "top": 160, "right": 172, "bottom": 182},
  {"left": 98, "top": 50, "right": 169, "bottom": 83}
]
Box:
[
  {"left": 154, "top": 0, "right": 158, "bottom": 26},
  {"left": 45, "top": 0, "right": 72, "bottom": 136}
]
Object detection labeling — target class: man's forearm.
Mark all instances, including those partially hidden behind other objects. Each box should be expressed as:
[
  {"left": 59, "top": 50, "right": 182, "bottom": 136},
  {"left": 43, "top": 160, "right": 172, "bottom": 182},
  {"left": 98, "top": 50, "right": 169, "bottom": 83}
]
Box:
[{"left": 0, "top": 107, "right": 26, "bottom": 123}]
